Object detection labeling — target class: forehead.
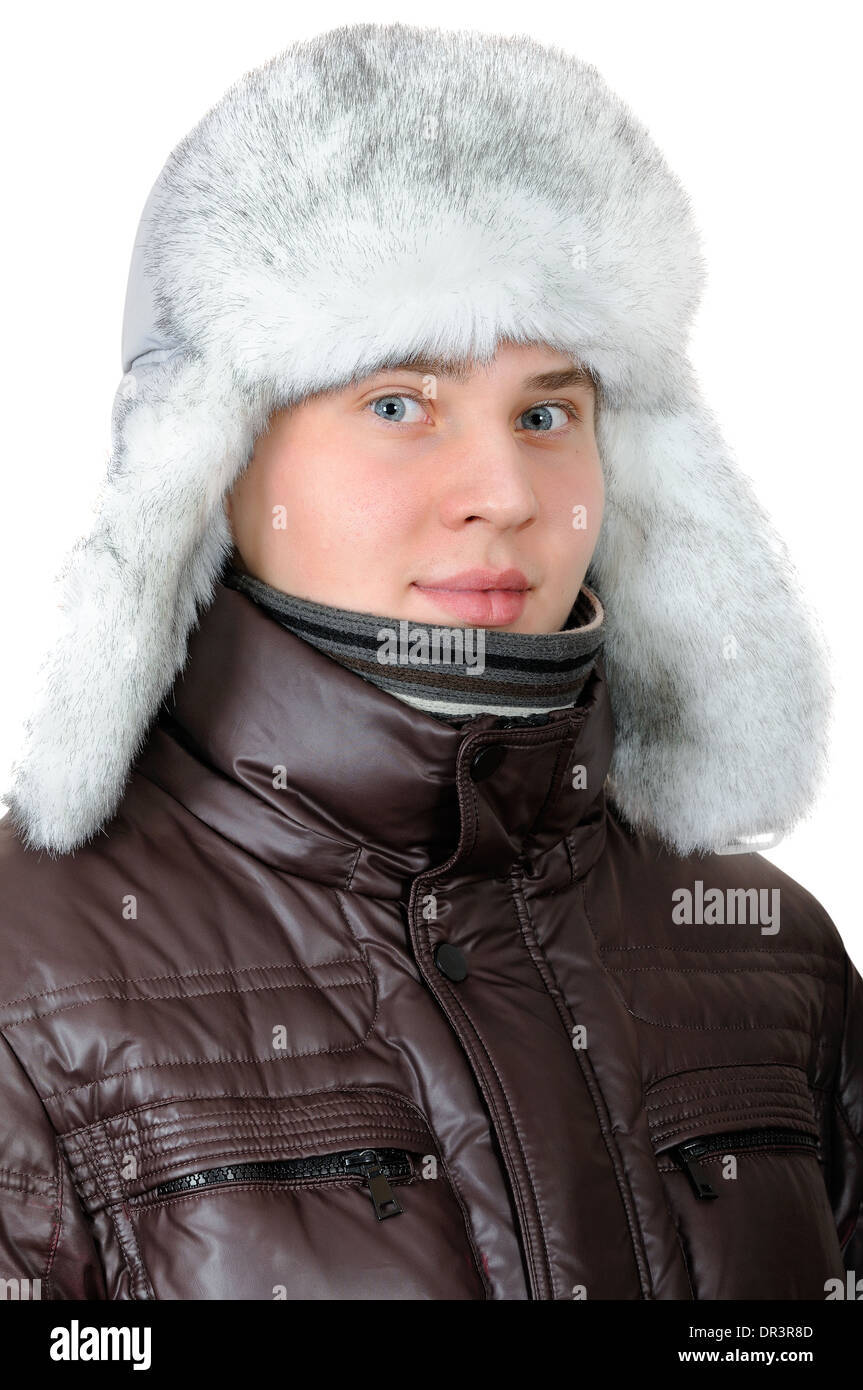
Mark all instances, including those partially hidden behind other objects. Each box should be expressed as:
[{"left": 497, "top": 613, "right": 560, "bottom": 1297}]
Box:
[{"left": 350, "top": 351, "right": 597, "bottom": 392}]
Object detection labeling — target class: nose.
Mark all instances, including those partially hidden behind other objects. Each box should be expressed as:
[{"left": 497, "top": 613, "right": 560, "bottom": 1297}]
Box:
[{"left": 436, "top": 430, "right": 539, "bottom": 532}]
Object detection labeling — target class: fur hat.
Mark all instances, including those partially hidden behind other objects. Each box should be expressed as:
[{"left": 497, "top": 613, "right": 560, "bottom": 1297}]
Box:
[{"left": 2, "top": 20, "right": 830, "bottom": 857}]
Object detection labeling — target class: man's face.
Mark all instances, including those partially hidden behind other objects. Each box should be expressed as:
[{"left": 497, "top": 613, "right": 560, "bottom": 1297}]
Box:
[{"left": 225, "top": 340, "right": 604, "bottom": 633}]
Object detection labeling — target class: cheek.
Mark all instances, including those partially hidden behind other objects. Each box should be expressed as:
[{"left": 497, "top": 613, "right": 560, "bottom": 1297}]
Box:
[
  {"left": 542, "top": 455, "right": 604, "bottom": 547},
  {"left": 583, "top": 465, "right": 605, "bottom": 543},
  {"left": 277, "top": 455, "right": 423, "bottom": 551}
]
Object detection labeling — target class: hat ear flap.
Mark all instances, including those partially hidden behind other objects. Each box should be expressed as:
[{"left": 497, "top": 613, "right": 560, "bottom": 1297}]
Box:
[
  {"left": 3, "top": 356, "right": 262, "bottom": 856},
  {"left": 589, "top": 378, "right": 831, "bottom": 855}
]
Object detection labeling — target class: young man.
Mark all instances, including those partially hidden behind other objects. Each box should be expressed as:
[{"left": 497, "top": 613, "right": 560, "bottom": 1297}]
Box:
[{"left": 0, "top": 22, "right": 860, "bottom": 1301}]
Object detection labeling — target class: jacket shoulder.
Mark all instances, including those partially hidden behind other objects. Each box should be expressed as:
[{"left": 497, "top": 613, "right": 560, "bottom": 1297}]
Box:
[
  {"left": 600, "top": 805, "right": 846, "bottom": 960},
  {"left": 0, "top": 802, "right": 156, "bottom": 1011}
]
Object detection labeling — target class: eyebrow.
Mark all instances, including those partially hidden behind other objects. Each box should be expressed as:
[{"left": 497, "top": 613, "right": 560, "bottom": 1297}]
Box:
[{"left": 354, "top": 357, "right": 597, "bottom": 392}]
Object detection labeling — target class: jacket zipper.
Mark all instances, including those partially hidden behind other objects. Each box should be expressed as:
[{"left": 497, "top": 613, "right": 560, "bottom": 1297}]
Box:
[
  {"left": 666, "top": 1127, "right": 819, "bottom": 1200},
  {"left": 148, "top": 1147, "right": 413, "bottom": 1219}
]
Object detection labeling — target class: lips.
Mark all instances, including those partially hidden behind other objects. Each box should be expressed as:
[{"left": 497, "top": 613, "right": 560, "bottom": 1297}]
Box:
[
  {"left": 414, "top": 568, "right": 530, "bottom": 592},
  {"left": 411, "top": 568, "right": 532, "bottom": 626}
]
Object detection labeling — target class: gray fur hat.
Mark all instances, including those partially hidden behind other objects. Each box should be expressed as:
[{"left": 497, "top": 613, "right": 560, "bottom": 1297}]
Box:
[{"left": 3, "top": 20, "right": 830, "bottom": 856}]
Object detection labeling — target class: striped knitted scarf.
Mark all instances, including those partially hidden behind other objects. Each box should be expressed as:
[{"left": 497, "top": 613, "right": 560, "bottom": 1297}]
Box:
[{"left": 219, "top": 557, "right": 605, "bottom": 728}]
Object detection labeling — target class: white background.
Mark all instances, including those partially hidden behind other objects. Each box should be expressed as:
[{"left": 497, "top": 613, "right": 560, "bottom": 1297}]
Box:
[{"left": 1, "top": 1, "right": 859, "bottom": 962}]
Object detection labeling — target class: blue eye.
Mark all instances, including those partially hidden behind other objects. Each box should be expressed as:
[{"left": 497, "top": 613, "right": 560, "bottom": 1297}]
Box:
[
  {"left": 518, "top": 402, "right": 575, "bottom": 432},
  {"left": 370, "top": 393, "right": 428, "bottom": 423}
]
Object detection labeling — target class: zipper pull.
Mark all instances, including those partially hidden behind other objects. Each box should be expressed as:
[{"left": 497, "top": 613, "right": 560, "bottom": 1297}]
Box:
[
  {"left": 669, "top": 1144, "right": 719, "bottom": 1200},
  {"left": 352, "top": 1150, "right": 404, "bottom": 1220}
]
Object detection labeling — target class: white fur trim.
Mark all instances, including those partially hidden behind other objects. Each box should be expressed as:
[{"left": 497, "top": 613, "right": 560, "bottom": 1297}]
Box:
[
  {"left": 591, "top": 375, "right": 831, "bottom": 854},
  {"left": 4, "top": 359, "right": 263, "bottom": 854}
]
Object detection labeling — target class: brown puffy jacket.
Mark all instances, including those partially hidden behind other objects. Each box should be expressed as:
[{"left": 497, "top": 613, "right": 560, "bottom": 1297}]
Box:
[{"left": 1, "top": 579, "right": 861, "bottom": 1300}]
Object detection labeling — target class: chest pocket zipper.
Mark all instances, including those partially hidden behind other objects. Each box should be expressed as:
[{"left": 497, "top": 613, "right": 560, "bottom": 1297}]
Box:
[
  {"left": 667, "top": 1127, "right": 820, "bottom": 1200},
  {"left": 148, "top": 1147, "right": 414, "bottom": 1220}
]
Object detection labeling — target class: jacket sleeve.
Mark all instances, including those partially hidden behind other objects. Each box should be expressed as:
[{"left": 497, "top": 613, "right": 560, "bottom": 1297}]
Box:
[
  {"left": 0, "top": 1028, "right": 107, "bottom": 1299},
  {"left": 826, "top": 950, "right": 863, "bottom": 1273}
]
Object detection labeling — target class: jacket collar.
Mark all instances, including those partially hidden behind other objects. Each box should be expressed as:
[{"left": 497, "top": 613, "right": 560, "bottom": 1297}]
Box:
[{"left": 132, "top": 581, "right": 615, "bottom": 899}]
